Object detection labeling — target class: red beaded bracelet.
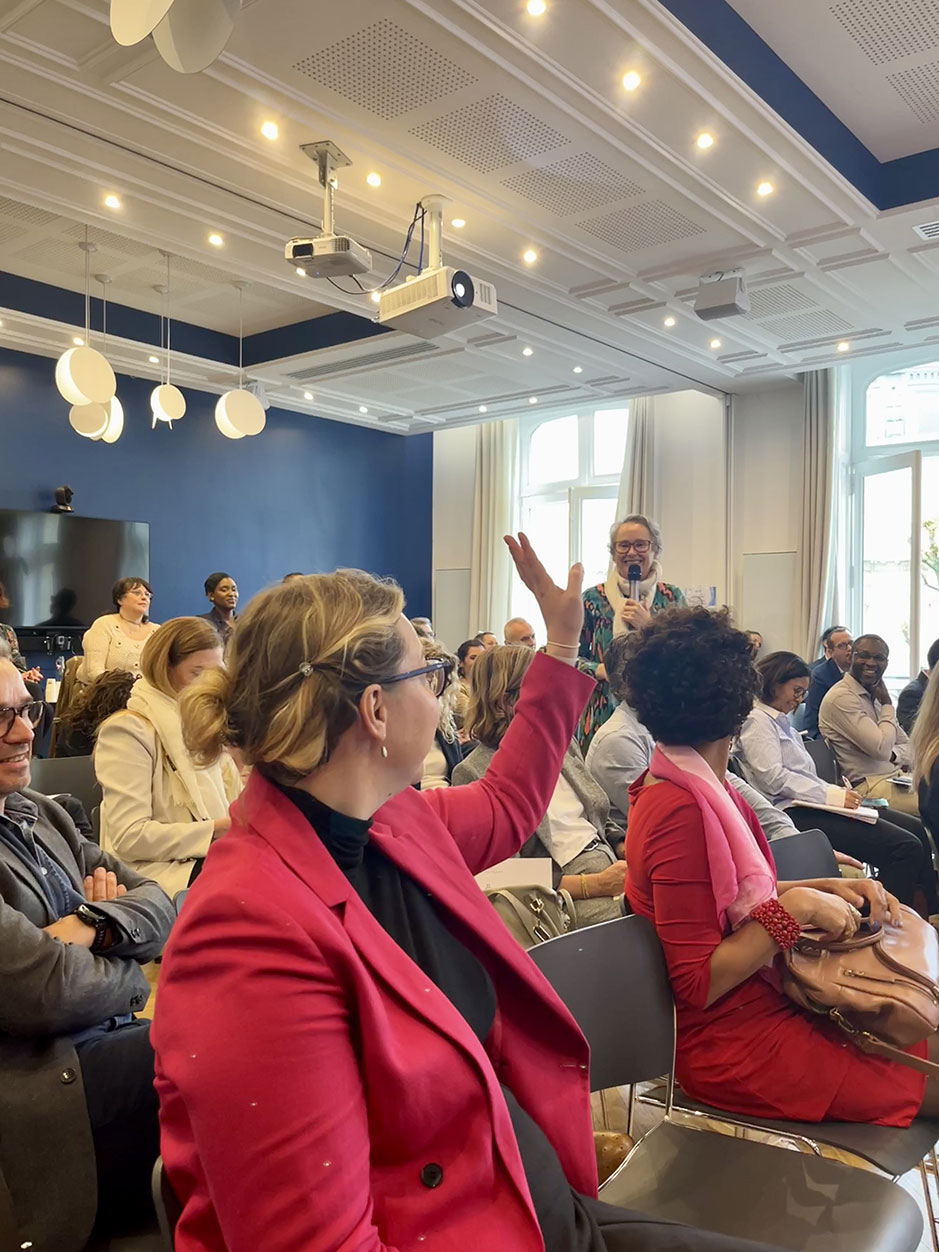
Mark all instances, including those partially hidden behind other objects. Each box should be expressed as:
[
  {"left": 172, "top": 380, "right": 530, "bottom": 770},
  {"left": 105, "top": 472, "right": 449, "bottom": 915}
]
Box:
[{"left": 749, "top": 898, "right": 802, "bottom": 951}]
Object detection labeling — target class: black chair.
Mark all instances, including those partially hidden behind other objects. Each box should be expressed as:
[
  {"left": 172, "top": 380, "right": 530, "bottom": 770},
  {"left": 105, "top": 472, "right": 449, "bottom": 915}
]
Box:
[
  {"left": 805, "top": 736, "right": 840, "bottom": 784},
  {"left": 531, "top": 915, "right": 924, "bottom": 1251},
  {"left": 769, "top": 827, "right": 838, "bottom": 880},
  {"left": 151, "top": 1158, "right": 181, "bottom": 1252},
  {"left": 28, "top": 754, "right": 101, "bottom": 824}
]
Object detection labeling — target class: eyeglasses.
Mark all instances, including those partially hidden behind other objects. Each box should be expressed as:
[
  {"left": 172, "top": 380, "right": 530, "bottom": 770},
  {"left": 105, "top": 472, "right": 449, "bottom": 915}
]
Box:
[
  {"left": 613, "top": 539, "right": 651, "bottom": 555},
  {"left": 792, "top": 687, "right": 808, "bottom": 701},
  {"left": 0, "top": 701, "right": 44, "bottom": 740},
  {"left": 854, "top": 650, "right": 888, "bottom": 665},
  {"left": 380, "top": 659, "right": 455, "bottom": 699}
]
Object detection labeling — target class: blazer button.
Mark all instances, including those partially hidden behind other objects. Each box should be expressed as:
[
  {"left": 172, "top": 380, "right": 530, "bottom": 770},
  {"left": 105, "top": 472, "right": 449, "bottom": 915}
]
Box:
[
  {"left": 131, "top": 928, "right": 141, "bottom": 940},
  {"left": 420, "top": 1163, "right": 443, "bottom": 1189},
  {"left": 59, "top": 1068, "right": 77, "bottom": 1084}
]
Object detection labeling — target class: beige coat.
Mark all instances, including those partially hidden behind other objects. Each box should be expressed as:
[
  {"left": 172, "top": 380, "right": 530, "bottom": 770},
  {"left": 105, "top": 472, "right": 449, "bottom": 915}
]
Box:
[{"left": 95, "top": 708, "right": 242, "bottom": 897}]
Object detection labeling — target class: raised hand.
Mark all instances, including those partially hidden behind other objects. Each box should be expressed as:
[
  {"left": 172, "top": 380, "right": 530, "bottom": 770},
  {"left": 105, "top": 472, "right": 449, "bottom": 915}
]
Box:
[{"left": 504, "top": 533, "right": 584, "bottom": 650}]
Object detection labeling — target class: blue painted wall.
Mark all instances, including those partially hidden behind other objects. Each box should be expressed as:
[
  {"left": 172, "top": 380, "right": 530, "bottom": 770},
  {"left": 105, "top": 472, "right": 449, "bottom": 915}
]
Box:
[{"left": 0, "top": 345, "right": 433, "bottom": 622}]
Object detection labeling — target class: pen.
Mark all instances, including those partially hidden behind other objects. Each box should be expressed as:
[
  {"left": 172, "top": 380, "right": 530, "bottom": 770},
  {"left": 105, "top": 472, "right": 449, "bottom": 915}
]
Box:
[{"left": 841, "top": 774, "right": 853, "bottom": 791}]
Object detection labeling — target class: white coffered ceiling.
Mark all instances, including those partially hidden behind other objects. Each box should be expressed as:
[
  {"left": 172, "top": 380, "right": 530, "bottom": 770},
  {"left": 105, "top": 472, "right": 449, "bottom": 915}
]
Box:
[{"left": 1, "top": 0, "right": 939, "bottom": 433}]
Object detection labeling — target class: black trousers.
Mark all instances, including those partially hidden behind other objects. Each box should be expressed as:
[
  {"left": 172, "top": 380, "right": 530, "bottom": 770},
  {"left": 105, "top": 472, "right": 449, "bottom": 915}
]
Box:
[
  {"left": 788, "top": 804, "right": 938, "bottom": 912},
  {"left": 76, "top": 1018, "right": 159, "bottom": 1235},
  {"left": 590, "top": 1198, "right": 781, "bottom": 1250}
]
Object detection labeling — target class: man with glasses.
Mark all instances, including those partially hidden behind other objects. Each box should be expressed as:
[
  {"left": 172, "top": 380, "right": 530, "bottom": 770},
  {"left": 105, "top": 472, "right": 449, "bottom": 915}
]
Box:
[
  {"left": 819, "top": 635, "right": 921, "bottom": 817},
  {"left": 802, "top": 624, "right": 854, "bottom": 738},
  {"left": 0, "top": 658, "right": 174, "bottom": 1251}
]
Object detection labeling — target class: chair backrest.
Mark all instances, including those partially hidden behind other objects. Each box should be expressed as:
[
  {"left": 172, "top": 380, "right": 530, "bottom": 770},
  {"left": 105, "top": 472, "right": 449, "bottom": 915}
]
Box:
[
  {"left": 529, "top": 914, "right": 674, "bottom": 1090},
  {"left": 769, "top": 827, "right": 838, "bottom": 880},
  {"left": 151, "top": 1158, "right": 182, "bottom": 1252},
  {"left": 27, "top": 754, "right": 101, "bottom": 820},
  {"left": 804, "top": 735, "right": 839, "bottom": 784}
]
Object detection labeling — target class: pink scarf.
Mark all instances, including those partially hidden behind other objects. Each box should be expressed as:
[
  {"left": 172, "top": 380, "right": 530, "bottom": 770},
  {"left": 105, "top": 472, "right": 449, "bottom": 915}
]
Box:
[{"left": 651, "top": 744, "right": 776, "bottom": 931}]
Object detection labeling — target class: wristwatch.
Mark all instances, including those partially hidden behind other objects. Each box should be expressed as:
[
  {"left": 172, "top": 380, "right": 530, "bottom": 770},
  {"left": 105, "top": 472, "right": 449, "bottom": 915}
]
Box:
[{"left": 73, "top": 903, "right": 112, "bottom": 954}]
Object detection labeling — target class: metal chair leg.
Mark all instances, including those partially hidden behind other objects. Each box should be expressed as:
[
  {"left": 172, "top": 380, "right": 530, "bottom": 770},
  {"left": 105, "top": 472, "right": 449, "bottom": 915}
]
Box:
[{"left": 919, "top": 1156, "right": 939, "bottom": 1252}]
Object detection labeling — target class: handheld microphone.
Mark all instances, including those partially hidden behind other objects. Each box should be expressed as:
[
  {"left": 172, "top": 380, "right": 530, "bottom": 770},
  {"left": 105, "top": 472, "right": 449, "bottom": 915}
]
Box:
[{"left": 627, "top": 563, "right": 641, "bottom": 602}]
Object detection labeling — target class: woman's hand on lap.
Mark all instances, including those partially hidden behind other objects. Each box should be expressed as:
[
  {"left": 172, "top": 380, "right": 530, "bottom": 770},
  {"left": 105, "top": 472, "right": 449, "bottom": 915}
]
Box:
[
  {"left": 813, "top": 876, "right": 901, "bottom": 927},
  {"left": 504, "top": 533, "right": 584, "bottom": 648}
]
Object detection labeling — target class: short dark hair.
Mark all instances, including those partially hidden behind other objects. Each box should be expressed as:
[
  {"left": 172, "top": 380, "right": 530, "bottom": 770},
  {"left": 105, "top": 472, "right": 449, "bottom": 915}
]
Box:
[
  {"left": 457, "top": 638, "right": 483, "bottom": 664},
  {"left": 821, "top": 625, "right": 847, "bottom": 648},
  {"left": 111, "top": 577, "right": 152, "bottom": 619},
  {"left": 853, "top": 634, "right": 889, "bottom": 655},
  {"left": 204, "top": 572, "right": 233, "bottom": 596},
  {"left": 606, "top": 634, "right": 632, "bottom": 705},
  {"left": 927, "top": 639, "right": 939, "bottom": 672},
  {"left": 623, "top": 607, "right": 758, "bottom": 744},
  {"left": 756, "top": 651, "right": 810, "bottom": 705}
]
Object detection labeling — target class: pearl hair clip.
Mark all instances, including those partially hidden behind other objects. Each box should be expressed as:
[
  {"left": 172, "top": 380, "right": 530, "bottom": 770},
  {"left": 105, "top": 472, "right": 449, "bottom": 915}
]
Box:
[{"left": 298, "top": 661, "right": 314, "bottom": 678}]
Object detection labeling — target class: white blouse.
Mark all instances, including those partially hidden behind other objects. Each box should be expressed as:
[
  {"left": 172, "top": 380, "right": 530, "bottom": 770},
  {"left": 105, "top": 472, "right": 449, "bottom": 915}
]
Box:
[{"left": 78, "top": 615, "right": 160, "bottom": 683}]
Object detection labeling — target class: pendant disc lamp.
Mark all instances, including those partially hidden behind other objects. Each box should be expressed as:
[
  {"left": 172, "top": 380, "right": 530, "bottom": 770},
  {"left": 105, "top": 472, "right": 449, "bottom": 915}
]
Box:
[
  {"left": 110, "top": 0, "right": 241, "bottom": 73},
  {"left": 56, "top": 232, "right": 116, "bottom": 412},
  {"left": 215, "top": 282, "right": 266, "bottom": 439},
  {"left": 151, "top": 255, "right": 186, "bottom": 428},
  {"left": 91, "top": 275, "right": 124, "bottom": 444}
]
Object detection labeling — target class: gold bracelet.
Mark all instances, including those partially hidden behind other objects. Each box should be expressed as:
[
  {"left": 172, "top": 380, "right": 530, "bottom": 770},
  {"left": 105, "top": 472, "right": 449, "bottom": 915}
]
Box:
[{"left": 581, "top": 872, "right": 590, "bottom": 899}]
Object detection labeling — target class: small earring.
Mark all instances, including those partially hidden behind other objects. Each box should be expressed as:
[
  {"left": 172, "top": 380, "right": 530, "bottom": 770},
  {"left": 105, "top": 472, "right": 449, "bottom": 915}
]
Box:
[{"left": 380, "top": 745, "right": 388, "bottom": 759}]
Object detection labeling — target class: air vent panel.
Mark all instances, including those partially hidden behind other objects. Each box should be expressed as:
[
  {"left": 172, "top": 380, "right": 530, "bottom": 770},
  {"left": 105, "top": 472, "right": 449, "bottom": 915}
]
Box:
[
  {"left": 409, "top": 94, "right": 569, "bottom": 172},
  {"left": 829, "top": 0, "right": 939, "bottom": 65}
]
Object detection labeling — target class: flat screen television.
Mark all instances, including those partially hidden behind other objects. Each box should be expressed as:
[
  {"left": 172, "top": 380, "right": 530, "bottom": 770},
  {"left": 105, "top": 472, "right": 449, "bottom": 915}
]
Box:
[{"left": 0, "top": 510, "right": 150, "bottom": 632}]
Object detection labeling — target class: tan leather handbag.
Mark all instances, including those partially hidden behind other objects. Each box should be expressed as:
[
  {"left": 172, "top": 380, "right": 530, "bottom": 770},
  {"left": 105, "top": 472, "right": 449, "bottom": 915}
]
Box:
[
  {"left": 782, "top": 905, "right": 939, "bottom": 1077},
  {"left": 486, "top": 886, "right": 576, "bottom": 949}
]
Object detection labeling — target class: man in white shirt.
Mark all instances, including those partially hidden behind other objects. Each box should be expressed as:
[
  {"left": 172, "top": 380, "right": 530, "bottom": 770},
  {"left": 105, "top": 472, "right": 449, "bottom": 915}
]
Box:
[{"left": 819, "top": 634, "right": 917, "bottom": 815}]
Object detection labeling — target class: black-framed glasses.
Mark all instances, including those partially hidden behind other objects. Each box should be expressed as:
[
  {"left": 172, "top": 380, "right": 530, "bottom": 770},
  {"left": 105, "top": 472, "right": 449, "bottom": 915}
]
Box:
[
  {"left": 381, "top": 659, "right": 455, "bottom": 699},
  {"left": 0, "top": 701, "right": 44, "bottom": 740},
  {"left": 613, "top": 539, "right": 651, "bottom": 555}
]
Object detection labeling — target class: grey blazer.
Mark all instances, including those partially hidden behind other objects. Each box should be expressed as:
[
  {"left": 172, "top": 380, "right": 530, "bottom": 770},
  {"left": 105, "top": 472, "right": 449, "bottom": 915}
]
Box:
[
  {"left": 0, "top": 789, "right": 174, "bottom": 1252},
  {"left": 452, "top": 740, "right": 621, "bottom": 879}
]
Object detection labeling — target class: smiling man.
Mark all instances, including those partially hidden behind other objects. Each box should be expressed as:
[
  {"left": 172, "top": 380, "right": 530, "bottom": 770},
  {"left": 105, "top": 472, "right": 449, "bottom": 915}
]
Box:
[
  {"left": 0, "top": 659, "right": 174, "bottom": 1251},
  {"left": 818, "top": 634, "right": 920, "bottom": 817}
]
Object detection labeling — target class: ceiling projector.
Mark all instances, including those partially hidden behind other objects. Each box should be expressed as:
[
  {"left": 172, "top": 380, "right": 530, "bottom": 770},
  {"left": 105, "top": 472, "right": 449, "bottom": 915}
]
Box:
[
  {"left": 377, "top": 266, "right": 498, "bottom": 338},
  {"left": 286, "top": 140, "right": 372, "bottom": 279},
  {"left": 694, "top": 271, "right": 750, "bottom": 321}
]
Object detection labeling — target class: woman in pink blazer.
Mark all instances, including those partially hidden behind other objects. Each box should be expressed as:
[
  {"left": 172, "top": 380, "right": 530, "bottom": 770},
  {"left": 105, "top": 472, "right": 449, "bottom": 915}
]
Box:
[{"left": 152, "top": 537, "right": 778, "bottom": 1252}]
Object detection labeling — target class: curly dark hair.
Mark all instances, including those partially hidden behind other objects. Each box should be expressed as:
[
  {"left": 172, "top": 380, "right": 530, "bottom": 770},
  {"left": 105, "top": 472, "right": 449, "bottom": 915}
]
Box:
[
  {"left": 60, "top": 669, "right": 136, "bottom": 741},
  {"left": 623, "top": 606, "right": 758, "bottom": 744},
  {"left": 605, "top": 633, "right": 632, "bottom": 705}
]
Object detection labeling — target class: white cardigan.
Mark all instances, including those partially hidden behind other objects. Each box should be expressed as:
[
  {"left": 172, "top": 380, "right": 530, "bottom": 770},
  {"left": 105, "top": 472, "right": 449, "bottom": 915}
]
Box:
[
  {"left": 95, "top": 709, "right": 242, "bottom": 897},
  {"left": 78, "top": 615, "right": 160, "bottom": 683}
]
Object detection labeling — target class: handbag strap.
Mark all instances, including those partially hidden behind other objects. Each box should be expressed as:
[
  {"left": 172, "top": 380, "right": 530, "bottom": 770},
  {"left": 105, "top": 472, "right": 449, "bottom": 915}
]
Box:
[
  {"left": 830, "top": 1009, "right": 939, "bottom": 1079},
  {"left": 487, "top": 888, "right": 565, "bottom": 944}
]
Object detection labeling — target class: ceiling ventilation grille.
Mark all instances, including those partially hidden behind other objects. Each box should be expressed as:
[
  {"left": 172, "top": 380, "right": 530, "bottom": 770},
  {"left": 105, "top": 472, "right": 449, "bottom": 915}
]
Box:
[
  {"left": 747, "top": 282, "right": 819, "bottom": 319},
  {"left": 0, "top": 197, "right": 60, "bottom": 228},
  {"left": 887, "top": 61, "right": 939, "bottom": 122},
  {"left": 409, "top": 94, "right": 569, "bottom": 172},
  {"left": 913, "top": 219, "right": 939, "bottom": 241},
  {"left": 762, "top": 310, "right": 851, "bottom": 340},
  {"left": 829, "top": 0, "right": 939, "bottom": 65},
  {"left": 577, "top": 201, "right": 705, "bottom": 253},
  {"left": 501, "top": 153, "right": 644, "bottom": 216},
  {"left": 292, "top": 20, "right": 477, "bottom": 118},
  {"left": 285, "top": 340, "right": 440, "bottom": 382}
]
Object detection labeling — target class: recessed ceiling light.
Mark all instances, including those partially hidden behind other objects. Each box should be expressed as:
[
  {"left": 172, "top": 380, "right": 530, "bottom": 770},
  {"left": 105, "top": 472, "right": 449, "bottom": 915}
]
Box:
[
  {"left": 451, "top": 218, "right": 466, "bottom": 229},
  {"left": 260, "top": 121, "right": 279, "bottom": 141},
  {"left": 529, "top": 396, "right": 538, "bottom": 404},
  {"left": 72, "top": 336, "right": 84, "bottom": 346},
  {"left": 304, "top": 391, "right": 313, "bottom": 400},
  {"left": 479, "top": 404, "right": 488, "bottom": 413},
  {"left": 370, "top": 291, "right": 381, "bottom": 304},
  {"left": 573, "top": 365, "right": 583, "bottom": 374},
  {"left": 148, "top": 355, "right": 159, "bottom": 364},
  {"left": 295, "top": 266, "right": 307, "bottom": 277},
  {"left": 696, "top": 132, "right": 715, "bottom": 150},
  {"left": 359, "top": 405, "right": 369, "bottom": 414},
  {"left": 366, "top": 172, "right": 381, "bottom": 188},
  {"left": 664, "top": 316, "right": 676, "bottom": 328},
  {"left": 709, "top": 337, "right": 722, "bottom": 350},
  {"left": 622, "top": 71, "right": 642, "bottom": 92},
  {"left": 527, "top": 0, "right": 546, "bottom": 14},
  {"left": 522, "top": 248, "right": 538, "bottom": 265},
  {"left": 756, "top": 181, "right": 774, "bottom": 198},
  {"left": 208, "top": 232, "right": 224, "bottom": 247},
  {"left": 522, "top": 346, "right": 533, "bottom": 357},
  {"left": 837, "top": 341, "right": 851, "bottom": 352},
  {"left": 104, "top": 193, "right": 121, "bottom": 210}
]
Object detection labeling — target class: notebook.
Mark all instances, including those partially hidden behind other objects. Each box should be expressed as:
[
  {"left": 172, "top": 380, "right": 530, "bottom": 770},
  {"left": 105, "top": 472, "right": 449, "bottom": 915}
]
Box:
[{"left": 788, "top": 801, "right": 878, "bottom": 823}]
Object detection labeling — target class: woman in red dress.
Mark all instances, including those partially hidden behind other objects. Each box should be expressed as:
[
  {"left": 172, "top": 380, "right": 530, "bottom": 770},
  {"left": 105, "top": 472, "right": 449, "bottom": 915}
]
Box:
[{"left": 624, "top": 606, "right": 939, "bottom": 1127}]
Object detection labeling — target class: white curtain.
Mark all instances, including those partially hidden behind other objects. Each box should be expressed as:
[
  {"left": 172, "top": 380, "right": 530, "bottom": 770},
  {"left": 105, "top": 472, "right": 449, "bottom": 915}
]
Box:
[
  {"left": 468, "top": 418, "right": 518, "bottom": 637},
  {"left": 615, "top": 395, "right": 655, "bottom": 523},
  {"left": 797, "top": 369, "right": 836, "bottom": 661}
]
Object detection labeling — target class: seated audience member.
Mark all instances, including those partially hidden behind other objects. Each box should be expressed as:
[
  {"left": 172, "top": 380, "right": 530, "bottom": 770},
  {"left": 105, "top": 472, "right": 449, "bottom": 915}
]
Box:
[
  {"left": 898, "top": 638, "right": 939, "bottom": 733},
  {"left": 0, "top": 658, "right": 173, "bottom": 1251},
  {"left": 453, "top": 644, "right": 626, "bottom": 924},
  {"left": 803, "top": 624, "right": 853, "bottom": 737},
  {"left": 587, "top": 636, "right": 801, "bottom": 843},
  {"left": 199, "top": 572, "right": 238, "bottom": 647},
  {"left": 96, "top": 618, "right": 241, "bottom": 897},
  {"left": 282, "top": 571, "right": 305, "bottom": 581},
  {"left": 624, "top": 606, "right": 939, "bottom": 1128},
  {"left": 152, "top": 542, "right": 771, "bottom": 1252},
  {"left": 0, "top": 578, "right": 42, "bottom": 684},
  {"left": 454, "top": 637, "right": 485, "bottom": 727},
  {"left": 819, "top": 634, "right": 920, "bottom": 816},
  {"left": 409, "top": 615, "right": 435, "bottom": 640},
  {"left": 913, "top": 665, "right": 939, "bottom": 840},
  {"left": 78, "top": 577, "right": 160, "bottom": 683},
  {"left": 746, "top": 630, "right": 763, "bottom": 659},
  {"left": 54, "top": 669, "right": 136, "bottom": 758},
  {"left": 418, "top": 637, "right": 461, "bottom": 789},
  {"left": 504, "top": 616, "right": 536, "bottom": 647},
  {"left": 738, "top": 651, "right": 936, "bottom": 913},
  {"left": 475, "top": 629, "right": 497, "bottom": 649},
  {"left": 37, "top": 587, "right": 83, "bottom": 628}
]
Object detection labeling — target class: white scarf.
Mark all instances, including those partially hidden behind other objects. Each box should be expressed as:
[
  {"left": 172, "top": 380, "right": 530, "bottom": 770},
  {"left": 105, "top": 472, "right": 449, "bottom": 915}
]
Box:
[
  {"left": 126, "top": 678, "right": 225, "bottom": 821},
  {"left": 605, "top": 560, "right": 664, "bottom": 638}
]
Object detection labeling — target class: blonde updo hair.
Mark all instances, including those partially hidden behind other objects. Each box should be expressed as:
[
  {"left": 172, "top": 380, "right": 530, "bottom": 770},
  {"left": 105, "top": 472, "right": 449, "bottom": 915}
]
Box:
[
  {"left": 141, "top": 617, "right": 221, "bottom": 697},
  {"left": 182, "top": 570, "right": 405, "bottom": 784},
  {"left": 463, "top": 644, "right": 535, "bottom": 748}
]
